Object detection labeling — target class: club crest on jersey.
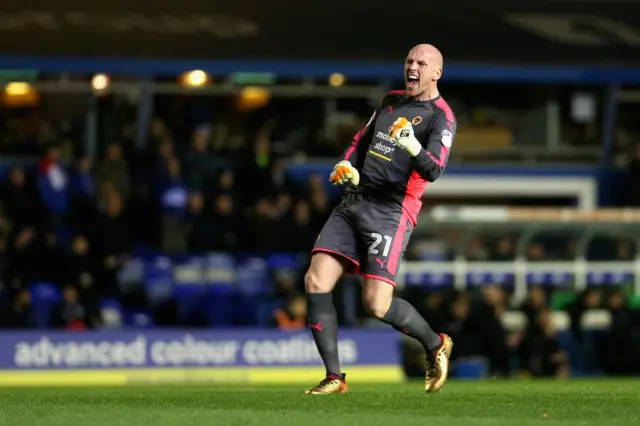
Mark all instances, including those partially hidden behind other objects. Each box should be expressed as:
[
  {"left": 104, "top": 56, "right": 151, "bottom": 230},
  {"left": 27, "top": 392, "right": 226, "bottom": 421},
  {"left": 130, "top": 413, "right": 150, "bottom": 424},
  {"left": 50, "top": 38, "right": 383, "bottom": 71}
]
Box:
[
  {"left": 441, "top": 130, "right": 453, "bottom": 147},
  {"left": 411, "top": 116, "right": 423, "bottom": 126}
]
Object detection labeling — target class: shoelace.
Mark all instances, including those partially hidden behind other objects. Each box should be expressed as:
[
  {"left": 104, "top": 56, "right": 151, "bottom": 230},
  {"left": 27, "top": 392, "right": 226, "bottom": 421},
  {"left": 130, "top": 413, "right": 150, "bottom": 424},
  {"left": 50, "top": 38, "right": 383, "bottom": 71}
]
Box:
[
  {"left": 426, "top": 353, "right": 441, "bottom": 378},
  {"left": 316, "top": 376, "right": 339, "bottom": 388}
]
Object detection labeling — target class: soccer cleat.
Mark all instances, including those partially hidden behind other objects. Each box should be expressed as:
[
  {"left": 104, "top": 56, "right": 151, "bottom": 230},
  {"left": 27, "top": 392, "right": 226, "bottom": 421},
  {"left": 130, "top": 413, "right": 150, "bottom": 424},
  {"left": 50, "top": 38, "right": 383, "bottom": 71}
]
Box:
[
  {"left": 304, "top": 373, "right": 348, "bottom": 394},
  {"left": 425, "top": 333, "right": 453, "bottom": 393}
]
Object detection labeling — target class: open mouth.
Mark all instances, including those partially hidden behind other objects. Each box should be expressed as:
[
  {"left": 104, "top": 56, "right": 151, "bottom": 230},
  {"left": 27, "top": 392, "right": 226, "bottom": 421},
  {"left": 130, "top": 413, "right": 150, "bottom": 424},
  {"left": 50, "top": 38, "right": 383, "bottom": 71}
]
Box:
[{"left": 406, "top": 74, "right": 419, "bottom": 89}]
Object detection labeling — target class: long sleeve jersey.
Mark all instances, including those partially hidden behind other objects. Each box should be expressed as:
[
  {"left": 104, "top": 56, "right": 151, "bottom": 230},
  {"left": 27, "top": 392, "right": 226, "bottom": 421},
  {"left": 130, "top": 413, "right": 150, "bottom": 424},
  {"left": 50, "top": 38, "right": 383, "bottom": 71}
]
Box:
[{"left": 342, "top": 90, "right": 457, "bottom": 225}]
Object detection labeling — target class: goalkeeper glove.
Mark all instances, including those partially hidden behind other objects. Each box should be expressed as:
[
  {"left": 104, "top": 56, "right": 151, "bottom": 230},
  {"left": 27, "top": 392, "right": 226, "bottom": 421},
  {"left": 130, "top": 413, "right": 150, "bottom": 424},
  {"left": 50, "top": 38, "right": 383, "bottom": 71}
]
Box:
[
  {"left": 328, "top": 160, "right": 360, "bottom": 186},
  {"left": 390, "top": 117, "right": 422, "bottom": 157}
]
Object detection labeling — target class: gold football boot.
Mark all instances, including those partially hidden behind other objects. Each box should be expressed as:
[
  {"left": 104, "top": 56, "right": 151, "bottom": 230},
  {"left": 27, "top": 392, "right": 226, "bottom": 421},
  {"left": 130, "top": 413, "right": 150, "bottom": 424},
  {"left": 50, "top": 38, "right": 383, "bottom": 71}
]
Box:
[
  {"left": 425, "top": 334, "right": 453, "bottom": 393},
  {"left": 304, "top": 373, "right": 348, "bottom": 394}
]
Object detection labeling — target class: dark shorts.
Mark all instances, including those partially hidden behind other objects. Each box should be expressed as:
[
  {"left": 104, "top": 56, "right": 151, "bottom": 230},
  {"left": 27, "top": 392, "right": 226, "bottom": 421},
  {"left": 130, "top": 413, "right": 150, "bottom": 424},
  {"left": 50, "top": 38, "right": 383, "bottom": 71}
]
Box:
[{"left": 311, "top": 194, "right": 414, "bottom": 286}]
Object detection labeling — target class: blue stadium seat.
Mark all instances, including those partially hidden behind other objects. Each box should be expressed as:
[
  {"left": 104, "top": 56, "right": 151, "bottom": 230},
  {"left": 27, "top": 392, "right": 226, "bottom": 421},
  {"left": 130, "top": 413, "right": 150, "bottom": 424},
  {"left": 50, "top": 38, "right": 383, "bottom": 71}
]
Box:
[
  {"left": 100, "top": 298, "right": 123, "bottom": 328},
  {"left": 28, "top": 282, "right": 61, "bottom": 328},
  {"left": 143, "top": 256, "right": 174, "bottom": 306},
  {"left": 173, "top": 256, "right": 207, "bottom": 325},
  {"left": 235, "top": 257, "right": 270, "bottom": 325},
  {"left": 266, "top": 253, "right": 302, "bottom": 270},
  {"left": 117, "top": 257, "right": 145, "bottom": 294},
  {"left": 202, "top": 253, "right": 236, "bottom": 326},
  {"left": 236, "top": 257, "right": 269, "bottom": 295},
  {"left": 256, "top": 300, "right": 285, "bottom": 326},
  {"left": 123, "top": 311, "right": 154, "bottom": 328}
]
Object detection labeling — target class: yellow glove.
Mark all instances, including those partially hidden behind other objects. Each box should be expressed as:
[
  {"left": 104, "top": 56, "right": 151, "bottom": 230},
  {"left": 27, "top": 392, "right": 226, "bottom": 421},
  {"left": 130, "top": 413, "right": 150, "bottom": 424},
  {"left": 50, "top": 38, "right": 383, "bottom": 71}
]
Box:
[
  {"left": 328, "top": 160, "right": 360, "bottom": 186},
  {"left": 390, "top": 117, "right": 422, "bottom": 157}
]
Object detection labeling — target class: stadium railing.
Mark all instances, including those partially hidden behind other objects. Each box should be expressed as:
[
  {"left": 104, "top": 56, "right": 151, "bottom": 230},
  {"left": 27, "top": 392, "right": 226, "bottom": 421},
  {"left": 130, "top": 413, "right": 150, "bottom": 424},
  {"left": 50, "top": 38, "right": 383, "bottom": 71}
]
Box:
[{"left": 400, "top": 206, "right": 640, "bottom": 332}]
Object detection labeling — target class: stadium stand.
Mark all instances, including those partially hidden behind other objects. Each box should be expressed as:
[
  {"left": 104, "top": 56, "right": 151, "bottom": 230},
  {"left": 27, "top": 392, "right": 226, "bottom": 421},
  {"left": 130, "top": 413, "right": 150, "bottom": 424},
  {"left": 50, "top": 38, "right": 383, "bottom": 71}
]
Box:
[{"left": 2, "top": 2, "right": 640, "bottom": 384}]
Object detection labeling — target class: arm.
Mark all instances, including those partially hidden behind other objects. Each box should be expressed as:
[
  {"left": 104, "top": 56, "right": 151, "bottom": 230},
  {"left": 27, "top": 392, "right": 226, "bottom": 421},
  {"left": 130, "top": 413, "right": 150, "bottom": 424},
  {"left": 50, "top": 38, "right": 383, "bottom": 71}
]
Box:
[
  {"left": 341, "top": 110, "right": 377, "bottom": 167},
  {"left": 412, "top": 113, "right": 456, "bottom": 182},
  {"left": 329, "top": 109, "right": 377, "bottom": 186}
]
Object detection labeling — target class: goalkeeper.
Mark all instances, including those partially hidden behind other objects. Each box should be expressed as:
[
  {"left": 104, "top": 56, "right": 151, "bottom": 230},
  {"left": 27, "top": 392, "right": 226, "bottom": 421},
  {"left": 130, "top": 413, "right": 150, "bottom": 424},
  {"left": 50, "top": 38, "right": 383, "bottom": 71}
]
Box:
[{"left": 304, "top": 44, "right": 457, "bottom": 395}]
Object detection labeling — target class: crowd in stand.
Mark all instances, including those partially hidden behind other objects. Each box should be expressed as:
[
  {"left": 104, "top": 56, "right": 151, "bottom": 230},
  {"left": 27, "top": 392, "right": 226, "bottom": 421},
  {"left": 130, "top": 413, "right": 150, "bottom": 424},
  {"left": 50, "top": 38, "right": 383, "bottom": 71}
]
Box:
[{"left": 1, "top": 92, "right": 640, "bottom": 378}]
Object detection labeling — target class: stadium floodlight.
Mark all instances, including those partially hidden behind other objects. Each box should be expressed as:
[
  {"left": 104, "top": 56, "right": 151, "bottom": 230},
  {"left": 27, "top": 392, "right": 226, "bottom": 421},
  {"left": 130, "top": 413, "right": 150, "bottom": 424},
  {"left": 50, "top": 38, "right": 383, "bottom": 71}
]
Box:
[
  {"left": 238, "top": 86, "right": 271, "bottom": 109},
  {"left": 4, "top": 82, "right": 32, "bottom": 96},
  {"left": 91, "top": 74, "right": 110, "bottom": 92},
  {"left": 329, "top": 73, "right": 346, "bottom": 87},
  {"left": 181, "top": 70, "right": 209, "bottom": 87}
]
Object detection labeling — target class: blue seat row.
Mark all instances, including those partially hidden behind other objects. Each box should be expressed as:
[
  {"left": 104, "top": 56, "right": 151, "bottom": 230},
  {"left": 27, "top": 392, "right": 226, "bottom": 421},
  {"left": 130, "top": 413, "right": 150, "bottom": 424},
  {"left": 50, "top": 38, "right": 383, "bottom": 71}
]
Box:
[
  {"left": 402, "top": 271, "right": 634, "bottom": 287},
  {"left": 25, "top": 252, "right": 304, "bottom": 329}
]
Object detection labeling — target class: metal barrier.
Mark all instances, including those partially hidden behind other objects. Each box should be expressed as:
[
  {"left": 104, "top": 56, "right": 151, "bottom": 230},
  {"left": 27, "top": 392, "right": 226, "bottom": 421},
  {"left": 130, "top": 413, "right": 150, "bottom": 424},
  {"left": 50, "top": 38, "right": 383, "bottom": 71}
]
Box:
[{"left": 399, "top": 207, "right": 640, "bottom": 302}]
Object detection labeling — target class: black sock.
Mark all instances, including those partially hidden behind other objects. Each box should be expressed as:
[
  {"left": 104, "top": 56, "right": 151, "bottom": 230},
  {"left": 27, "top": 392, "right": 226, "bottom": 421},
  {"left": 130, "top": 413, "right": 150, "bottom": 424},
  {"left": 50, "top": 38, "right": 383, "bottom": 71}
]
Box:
[
  {"left": 307, "top": 292, "right": 341, "bottom": 376},
  {"left": 381, "top": 298, "right": 442, "bottom": 351}
]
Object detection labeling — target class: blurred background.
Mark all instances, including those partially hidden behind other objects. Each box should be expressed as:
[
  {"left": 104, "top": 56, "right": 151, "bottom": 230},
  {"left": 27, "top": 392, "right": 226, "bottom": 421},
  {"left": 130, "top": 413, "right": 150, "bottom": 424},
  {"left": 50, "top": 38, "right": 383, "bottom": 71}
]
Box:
[{"left": 2, "top": 0, "right": 640, "bottom": 384}]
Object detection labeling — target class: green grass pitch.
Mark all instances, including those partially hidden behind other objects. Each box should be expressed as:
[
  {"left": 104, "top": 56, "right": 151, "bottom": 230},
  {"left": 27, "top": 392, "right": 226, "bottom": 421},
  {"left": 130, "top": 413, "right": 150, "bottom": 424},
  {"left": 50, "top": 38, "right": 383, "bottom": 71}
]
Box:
[{"left": 0, "top": 380, "right": 639, "bottom": 426}]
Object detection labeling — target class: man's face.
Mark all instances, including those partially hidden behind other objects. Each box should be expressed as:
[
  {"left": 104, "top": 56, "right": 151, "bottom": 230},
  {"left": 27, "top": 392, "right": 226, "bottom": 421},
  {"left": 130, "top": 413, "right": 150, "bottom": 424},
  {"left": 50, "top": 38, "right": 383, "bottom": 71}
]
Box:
[{"left": 404, "top": 48, "right": 441, "bottom": 97}]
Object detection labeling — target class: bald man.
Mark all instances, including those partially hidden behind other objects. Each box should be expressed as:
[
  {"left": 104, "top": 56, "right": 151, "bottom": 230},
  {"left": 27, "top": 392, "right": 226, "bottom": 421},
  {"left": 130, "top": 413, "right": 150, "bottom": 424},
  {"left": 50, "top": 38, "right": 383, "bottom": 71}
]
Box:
[{"left": 304, "top": 44, "right": 457, "bottom": 394}]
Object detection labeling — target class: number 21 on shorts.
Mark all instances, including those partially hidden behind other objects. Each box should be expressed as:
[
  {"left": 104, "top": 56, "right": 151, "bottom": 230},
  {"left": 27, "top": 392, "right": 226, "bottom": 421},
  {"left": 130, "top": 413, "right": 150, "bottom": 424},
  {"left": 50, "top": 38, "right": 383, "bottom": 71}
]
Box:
[{"left": 369, "top": 232, "right": 392, "bottom": 257}]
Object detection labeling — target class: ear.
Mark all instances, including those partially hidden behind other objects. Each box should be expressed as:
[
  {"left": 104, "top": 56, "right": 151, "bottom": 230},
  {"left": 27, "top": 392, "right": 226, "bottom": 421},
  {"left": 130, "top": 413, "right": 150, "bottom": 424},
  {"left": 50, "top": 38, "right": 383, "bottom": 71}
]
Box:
[{"left": 432, "top": 68, "right": 442, "bottom": 81}]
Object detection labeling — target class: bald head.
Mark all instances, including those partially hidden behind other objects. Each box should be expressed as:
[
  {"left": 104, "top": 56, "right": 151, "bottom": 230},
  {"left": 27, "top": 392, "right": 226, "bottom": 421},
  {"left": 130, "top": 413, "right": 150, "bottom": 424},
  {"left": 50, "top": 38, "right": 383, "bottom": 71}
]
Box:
[
  {"left": 404, "top": 44, "right": 443, "bottom": 100},
  {"left": 409, "top": 44, "right": 443, "bottom": 68}
]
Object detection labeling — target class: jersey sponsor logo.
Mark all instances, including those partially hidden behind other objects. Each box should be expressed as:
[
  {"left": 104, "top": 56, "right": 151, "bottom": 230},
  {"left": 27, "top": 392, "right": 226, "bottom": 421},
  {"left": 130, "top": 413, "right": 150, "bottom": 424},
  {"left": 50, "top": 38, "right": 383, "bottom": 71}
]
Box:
[
  {"left": 375, "top": 131, "right": 396, "bottom": 145},
  {"left": 373, "top": 131, "right": 396, "bottom": 157},
  {"left": 441, "top": 130, "right": 453, "bottom": 147},
  {"left": 374, "top": 141, "right": 394, "bottom": 156},
  {"left": 411, "top": 116, "right": 422, "bottom": 126}
]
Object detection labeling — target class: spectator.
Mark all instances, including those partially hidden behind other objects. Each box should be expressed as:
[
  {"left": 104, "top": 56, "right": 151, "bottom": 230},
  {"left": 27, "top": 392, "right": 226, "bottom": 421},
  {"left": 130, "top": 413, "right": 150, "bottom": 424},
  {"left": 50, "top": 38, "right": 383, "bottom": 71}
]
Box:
[
  {"left": 527, "top": 243, "right": 547, "bottom": 261},
  {"left": 52, "top": 285, "right": 87, "bottom": 331},
  {"left": 567, "top": 289, "right": 601, "bottom": 345},
  {"left": 33, "top": 230, "right": 67, "bottom": 286},
  {"left": 68, "top": 156, "right": 96, "bottom": 231},
  {"left": 0, "top": 231, "right": 8, "bottom": 289},
  {"left": 0, "top": 166, "right": 41, "bottom": 231},
  {"left": 3, "top": 227, "right": 38, "bottom": 291},
  {"left": 93, "top": 192, "right": 131, "bottom": 298},
  {"left": 184, "top": 125, "right": 212, "bottom": 191},
  {"left": 65, "top": 234, "right": 100, "bottom": 326},
  {"left": 272, "top": 295, "right": 306, "bottom": 330},
  {"left": 159, "top": 157, "right": 189, "bottom": 253},
  {"left": 1, "top": 288, "right": 35, "bottom": 329},
  {"left": 602, "top": 290, "right": 634, "bottom": 375},
  {"left": 284, "top": 200, "right": 317, "bottom": 252},
  {"left": 210, "top": 194, "right": 239, "bottom": 252},
  {"left": 186, "top": 192, "right": 216, "bottom": 253},
  {"left": 442, "top": 292, "right": 478, "bottom": 359},
  {"left": 217, "top": 169, "right": 237, "bottom": 197},
  {"left": 155, "top": 136, "right": 175, "bottom": 179},
  {"left": 492, "top": 235, "right": 515, "bottom": 260},
  {"left": 159, "top": 157, "right": 187, "bottom": 216},
  {"left": 518, "top": 309, "right": 569, "bottom": 377},
  {"left": 248, "top": 199, "right": 281, "bottom": 253},
  {"left": 95, "top": 141, "right": 130, "bottom": 199},
  {"left": 148, "top": 118, "right": 169, "bottom": 147},
  {"left": 470, "top": 286, "right": 511, "bottom": 376},
  {"left": 37, "top": 143, "right": 69, "bottom": 221},
  {"left": 521, "top": 286, "right": 547, "bottom": 325},
  {"left": 466, "top": 236, "right": 490, "bottom": 261},
  {"left": 626, "top": 143, "right": 640, "bottom": 206},
  {"left": 308, "top": 175, "right": 329, "bottom": 223}
]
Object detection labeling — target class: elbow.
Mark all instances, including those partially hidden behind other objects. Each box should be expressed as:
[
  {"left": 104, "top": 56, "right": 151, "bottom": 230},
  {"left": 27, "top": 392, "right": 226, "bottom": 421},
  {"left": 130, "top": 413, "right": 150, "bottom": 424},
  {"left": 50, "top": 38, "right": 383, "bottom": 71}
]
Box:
[{"left": 420, "top": 167, "right": 444, "bottom": 182}]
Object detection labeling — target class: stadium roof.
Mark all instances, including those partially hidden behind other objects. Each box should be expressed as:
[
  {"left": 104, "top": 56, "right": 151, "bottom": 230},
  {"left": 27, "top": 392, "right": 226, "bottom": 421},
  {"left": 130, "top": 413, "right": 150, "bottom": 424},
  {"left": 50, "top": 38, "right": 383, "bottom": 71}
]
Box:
[
  {"left": 2, "top": 0, "right": 640, "bottom": 81},
  {"left": 1, "top": 0, "right": 638, "bottom": 65}
]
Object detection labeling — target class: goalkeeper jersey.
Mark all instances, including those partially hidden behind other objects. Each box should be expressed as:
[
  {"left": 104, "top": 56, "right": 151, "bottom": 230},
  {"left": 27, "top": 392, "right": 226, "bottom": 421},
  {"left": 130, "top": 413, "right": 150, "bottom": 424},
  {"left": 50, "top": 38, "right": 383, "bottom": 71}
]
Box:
[{"left": 340, "top": 90, "right": 457, "bottom": 225}]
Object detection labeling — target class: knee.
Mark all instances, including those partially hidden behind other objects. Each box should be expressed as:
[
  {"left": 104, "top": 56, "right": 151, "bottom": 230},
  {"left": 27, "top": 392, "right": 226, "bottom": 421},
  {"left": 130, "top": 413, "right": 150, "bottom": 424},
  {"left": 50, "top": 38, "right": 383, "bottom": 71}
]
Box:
[
  {"left": 305, "top": 269, "right": 332, "bottom": 293},
  {"left": 305, "top": 253, "right": 344, "bottom": 293},
  {"left": 362, "top": 292, "right": 392, "bottom": 319}
]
